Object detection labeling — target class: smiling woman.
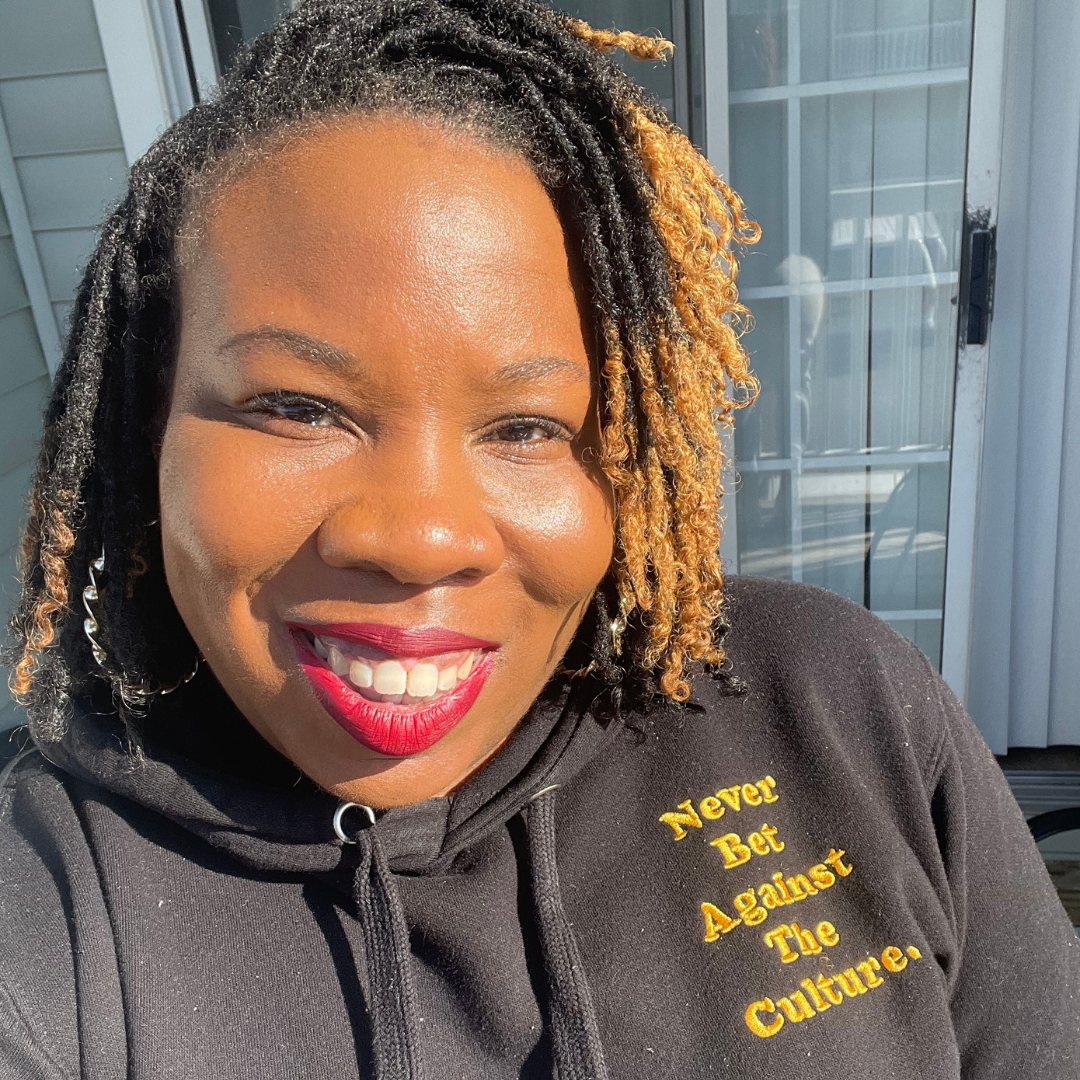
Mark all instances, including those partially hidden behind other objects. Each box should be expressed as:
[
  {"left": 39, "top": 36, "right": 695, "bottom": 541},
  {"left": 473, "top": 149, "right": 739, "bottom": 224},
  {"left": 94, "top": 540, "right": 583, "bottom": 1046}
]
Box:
[
  {"left": 1, "top": 2, "right": 1078, "bottom": 1079},
  {"left": 161, "top": 117, "right": 614, "bottom": 801}
]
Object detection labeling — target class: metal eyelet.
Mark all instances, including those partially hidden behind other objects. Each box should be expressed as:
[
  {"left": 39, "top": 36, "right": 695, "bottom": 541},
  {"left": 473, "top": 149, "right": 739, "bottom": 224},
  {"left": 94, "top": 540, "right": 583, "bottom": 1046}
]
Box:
[{"left": 333, "top": 801, "right": 377, "bottom": 843}]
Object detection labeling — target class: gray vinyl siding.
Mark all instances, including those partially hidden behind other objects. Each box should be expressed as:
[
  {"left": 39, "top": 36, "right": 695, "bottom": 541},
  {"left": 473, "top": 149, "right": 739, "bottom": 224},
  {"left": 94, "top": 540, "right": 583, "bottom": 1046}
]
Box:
[
  {"left": 0, "top": 0, "right": 128, "bottom": 730},
  {"left": 0, "top": 195, "right": 48, "bottom": 733},
  {"left": 967, "top": 0, "right": 1080, "bottom": 751}
]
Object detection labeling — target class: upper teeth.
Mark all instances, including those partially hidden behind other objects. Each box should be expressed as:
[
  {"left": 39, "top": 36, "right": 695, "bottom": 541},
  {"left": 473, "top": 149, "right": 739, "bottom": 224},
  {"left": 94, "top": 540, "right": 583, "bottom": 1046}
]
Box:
[{"left": 314, "top": 636, "right": 480, "bottom": 702}]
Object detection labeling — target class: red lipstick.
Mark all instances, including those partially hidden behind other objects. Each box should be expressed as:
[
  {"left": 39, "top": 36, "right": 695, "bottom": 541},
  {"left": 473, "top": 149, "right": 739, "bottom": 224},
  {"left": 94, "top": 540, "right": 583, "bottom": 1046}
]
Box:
[
  {"left": 288, "top": 622, "right": 498, "bottom": 757},
  {"left": 304, "top": 622, "right": 498, "bottom": 658}
]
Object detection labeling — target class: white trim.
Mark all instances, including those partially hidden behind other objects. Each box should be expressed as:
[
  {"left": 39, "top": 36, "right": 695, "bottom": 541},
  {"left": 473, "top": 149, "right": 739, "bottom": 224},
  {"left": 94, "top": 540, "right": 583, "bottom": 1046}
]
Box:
[
  {"left": 786, "top": 0, "right": 803, "bottom": 583},
  {"left": 872, "top": 609, "right": 943, "bottom": 622},
  {"left": 702, "top": 0, "right": 739, "bottom": 572},
  {"left": 736, "top": 450, "right": 951, "bottom": 472},
  {"left": 742, "top": 270, "right": 957, "bottom": 301},
  {"left": 176, "top": 0, "right": 221, "bottom": 94},
  {"left": 145, "top": 0, "right": 195, "bottom": 117},
  {"left": 940, "top": 0, "right": 1009, "bottom": 705},
  {"left": 91, "top": 0, "right": 176, "bottom": 163},
  {"left": 0, "top": 108, "right": 62, "bottom": 375},
  {"left": 728, "top": 66, "right": 970, "bottom": 104},
  {"left": 702, "top": 0, "right": 730, "bottom": 179}
]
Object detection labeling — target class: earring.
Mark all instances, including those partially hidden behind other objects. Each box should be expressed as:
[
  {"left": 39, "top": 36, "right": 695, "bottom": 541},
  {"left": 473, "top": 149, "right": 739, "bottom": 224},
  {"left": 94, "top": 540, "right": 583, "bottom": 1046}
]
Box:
[
  {"left": 82, "top": 547, "right": 200, "bottom": 706},
  {"left": 82, "top": 549, "right": 108, "bottom": 667},
  {"left": 555, "top": 594, "right": 630, "bottom": 679}
]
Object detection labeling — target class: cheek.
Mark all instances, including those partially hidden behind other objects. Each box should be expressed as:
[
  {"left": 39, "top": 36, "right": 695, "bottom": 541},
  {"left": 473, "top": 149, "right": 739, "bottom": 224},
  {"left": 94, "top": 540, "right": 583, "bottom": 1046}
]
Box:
[
  {"left": 491, "top": 465, "right": 614, "bottom": 610},
  {"left": 158, "top": 415, "right": 329, "bottom": 599}
]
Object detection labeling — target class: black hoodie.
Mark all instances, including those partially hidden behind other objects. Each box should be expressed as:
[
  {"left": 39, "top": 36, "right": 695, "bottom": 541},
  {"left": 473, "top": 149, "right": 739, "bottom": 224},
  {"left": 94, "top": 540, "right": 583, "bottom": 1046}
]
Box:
[{"left": 1, "top": 577, "right": 1078, "bottom": 1079}]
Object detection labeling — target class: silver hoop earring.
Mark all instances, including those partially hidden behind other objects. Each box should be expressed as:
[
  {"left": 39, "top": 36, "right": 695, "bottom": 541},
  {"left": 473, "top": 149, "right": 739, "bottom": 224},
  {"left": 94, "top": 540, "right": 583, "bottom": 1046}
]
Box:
[{"left": 82, "top": 547, "right": 200, "bottom": 706}]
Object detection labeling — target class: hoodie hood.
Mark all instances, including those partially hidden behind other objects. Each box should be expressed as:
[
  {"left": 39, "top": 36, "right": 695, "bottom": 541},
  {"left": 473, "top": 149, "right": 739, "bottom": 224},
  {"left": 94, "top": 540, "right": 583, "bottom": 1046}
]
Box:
[
  {"left": 40, "top": 674, "right": 620, "bottom": 1079},
  {"left": 40, "top": 673, "right": 612, "bottom": 880}
]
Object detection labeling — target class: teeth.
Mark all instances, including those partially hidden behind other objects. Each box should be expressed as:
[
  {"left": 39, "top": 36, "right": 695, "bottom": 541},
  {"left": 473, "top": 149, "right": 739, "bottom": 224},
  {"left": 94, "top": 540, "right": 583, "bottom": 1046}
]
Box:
[
  {"left": 327, "top": 643, "right": 350, "bottom": 677},
  {"left": 407, "top": 662, "right": 439, "bottom": 698},
  {"left": 372, "top": 660, "right": 408, "bottom": 696},
  {"left": 349, "top": 659, "right": 373, "bottom": 689},
  {"left": 316, "top": 636, "right": 485, "bottom": 702}
]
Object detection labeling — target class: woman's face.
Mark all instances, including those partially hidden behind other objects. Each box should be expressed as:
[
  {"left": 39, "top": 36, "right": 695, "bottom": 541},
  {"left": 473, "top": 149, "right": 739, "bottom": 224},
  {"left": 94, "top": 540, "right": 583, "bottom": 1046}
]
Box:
[{"left": 159, "top": 117, "right": 614, "bottom": 807}]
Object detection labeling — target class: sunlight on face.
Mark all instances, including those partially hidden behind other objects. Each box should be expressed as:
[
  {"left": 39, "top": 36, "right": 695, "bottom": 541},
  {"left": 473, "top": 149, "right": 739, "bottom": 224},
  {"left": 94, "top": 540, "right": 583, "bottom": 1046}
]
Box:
[{"left": 159, "top": 117, "right": 614, "bottom": 806}]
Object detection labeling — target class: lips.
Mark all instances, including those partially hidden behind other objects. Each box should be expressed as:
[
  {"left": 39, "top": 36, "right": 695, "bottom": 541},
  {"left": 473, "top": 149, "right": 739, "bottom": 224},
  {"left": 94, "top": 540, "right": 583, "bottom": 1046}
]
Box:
[{"left": 288, "top": 622, "right": 499, "bottom": 757}]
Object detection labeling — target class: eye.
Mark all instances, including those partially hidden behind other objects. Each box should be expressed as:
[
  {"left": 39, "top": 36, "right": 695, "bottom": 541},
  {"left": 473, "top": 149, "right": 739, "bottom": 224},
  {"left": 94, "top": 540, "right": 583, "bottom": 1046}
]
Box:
[
  {"left": 245, "top": 391, "right": 344, "bottom": 429},
  {"left": 484, "top": 416, "right": 568, "bottom": 445}
]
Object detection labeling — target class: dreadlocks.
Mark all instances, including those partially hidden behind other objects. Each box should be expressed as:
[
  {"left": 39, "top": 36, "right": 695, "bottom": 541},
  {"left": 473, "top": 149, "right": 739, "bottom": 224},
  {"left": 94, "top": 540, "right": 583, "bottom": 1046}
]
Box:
[{"left": 8, "top": 0, "right": 758, "bottom": 742}]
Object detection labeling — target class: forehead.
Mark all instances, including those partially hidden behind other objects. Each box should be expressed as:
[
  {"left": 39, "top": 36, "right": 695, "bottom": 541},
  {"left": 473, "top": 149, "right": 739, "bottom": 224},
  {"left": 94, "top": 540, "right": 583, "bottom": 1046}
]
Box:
[{"left": 180, "top": 116, "right": 583, "bottom": 362}]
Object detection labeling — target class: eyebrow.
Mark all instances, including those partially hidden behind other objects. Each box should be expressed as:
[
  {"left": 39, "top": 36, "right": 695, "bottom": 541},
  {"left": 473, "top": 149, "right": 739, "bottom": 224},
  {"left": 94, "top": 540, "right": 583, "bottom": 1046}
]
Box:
[
  {"left": 488, "top": 355, "right": 590, "bottom": 386},
  {"left": 220, "top": 325, "right": 588, "bottom": 386},
  {"left": 220, "top": 325, "right": 358, "bottom": 371}
]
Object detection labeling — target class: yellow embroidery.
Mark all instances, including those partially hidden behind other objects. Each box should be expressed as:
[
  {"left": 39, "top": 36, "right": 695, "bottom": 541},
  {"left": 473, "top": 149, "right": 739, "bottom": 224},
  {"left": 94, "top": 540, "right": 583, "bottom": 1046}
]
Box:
[
  {"left": 659, "top": 776, "right": 781, "bottom": 839},
  {"left": 757, "top": 883, "right": 785, "bottom": 910},
  {"left": 701, "top": 902, "right": 741, "bottom": 942},
  {"left": 734, "top": 888, "right": 768, "bottom": 926},
  {"left": 717, "top": 786, "right": 743, "bottom": 812},
  {"left": 784, "top": 874, "right": 819, "bottom": 901},
  {"left": 710, "top": 825, "right": 784, "bottom": 868},
  {"left": 659, "top": 799, "right": 703, "bottom": 840},
  {"left": 789, "top": 922, "right": 823, "bottom": 956},
  {"left": 744, "top": 944, "right": 923, "bottom": 1038},
  {"left": 770, "top": 873, "right": 793, "bottom": 903},
  {"left": 703, "top": 848, "right": 856, "bottom": 941},
  {"left": 776, "top": 992, "right": 815, "bottom": 1022},
  {"left": 881, "top": 945, "right": 907, "bottom": 972},
  {"left": 759, "top": 823, "right": 784, "bottom": 851},
  {"left": 833, "top": 968, "right": 869, "bottom": 998},
  {"left": 800, "top": 976, "right": 834, "bottom": 1011},
  {"left": 824, "top": 848, "right": 853, "bottom": 876},
  {"left": 741, "top": 783, "right": 763, "bottom": 807},
  {"left": 855, "top": 958, "right": 885, "bottom": 988},
  {"left": 747, "top": 831, "right": 771, "bottom": 856},
  {"left": 763, "top": 925, "right": 800, "bottom": 963},
  {"left": 745, "top": 998, "right": 783, "bottom": 1038},
  {"left": 711, "top": 832, "right": 752, "bottom": 868},
  {"left": 811, "top": 972, "right": 844, "bottom": 1006},
  {"left": 816, "top": 921, "right": 840, "bottom": 947},
  {"left": 763, "top": 921, "right": 839, "bottom": 963}
]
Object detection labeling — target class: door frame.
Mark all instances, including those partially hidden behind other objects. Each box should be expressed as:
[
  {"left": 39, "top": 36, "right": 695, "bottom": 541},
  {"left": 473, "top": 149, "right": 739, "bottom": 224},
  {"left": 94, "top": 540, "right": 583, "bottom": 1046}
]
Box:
[{"left": 939, "top": 0, "right": 1008, "bottom": 704}]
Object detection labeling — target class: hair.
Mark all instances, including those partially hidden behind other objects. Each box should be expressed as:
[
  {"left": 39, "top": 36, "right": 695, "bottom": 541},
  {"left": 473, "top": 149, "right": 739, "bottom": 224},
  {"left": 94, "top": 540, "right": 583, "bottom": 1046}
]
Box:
[{"left": 7, "top": 0, "right": 758, "bottom": 743}]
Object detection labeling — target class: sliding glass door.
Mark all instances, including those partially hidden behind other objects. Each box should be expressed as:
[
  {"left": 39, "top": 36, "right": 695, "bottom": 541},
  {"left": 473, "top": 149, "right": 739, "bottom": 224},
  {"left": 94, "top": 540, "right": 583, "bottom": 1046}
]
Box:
[{"left": 720, "top": 0, "right": 975, "bottom": 668}]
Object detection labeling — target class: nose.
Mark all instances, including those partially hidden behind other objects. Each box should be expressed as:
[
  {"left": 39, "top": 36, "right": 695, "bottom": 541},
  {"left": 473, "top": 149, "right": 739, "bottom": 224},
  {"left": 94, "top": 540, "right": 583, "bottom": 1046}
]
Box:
[{"left": 316, "top": 469, "right": 504, "bottom": 587}]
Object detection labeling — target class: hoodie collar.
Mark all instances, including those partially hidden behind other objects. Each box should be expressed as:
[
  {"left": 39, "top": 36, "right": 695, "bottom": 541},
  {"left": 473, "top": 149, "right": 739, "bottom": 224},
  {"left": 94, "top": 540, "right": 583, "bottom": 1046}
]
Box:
[{"left": 42, "top": 674, "right": 611, "bottom": 877}]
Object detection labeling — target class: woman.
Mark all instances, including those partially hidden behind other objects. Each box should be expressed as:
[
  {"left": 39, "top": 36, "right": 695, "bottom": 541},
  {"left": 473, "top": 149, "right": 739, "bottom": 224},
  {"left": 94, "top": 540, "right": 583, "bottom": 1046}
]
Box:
[{"left": 3, "top": 2, "right": 1077, "bottom": 1077}]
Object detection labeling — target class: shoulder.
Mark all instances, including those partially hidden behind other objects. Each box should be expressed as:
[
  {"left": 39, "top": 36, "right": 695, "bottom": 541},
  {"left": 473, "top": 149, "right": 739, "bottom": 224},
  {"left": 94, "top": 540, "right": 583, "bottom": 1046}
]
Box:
[
  {"left": 0, "top": 748, "right": 83, "bottom": 1078},
  {"left": 721, "top": 574, "right": 927, "bottom": 668},
  {"left": 689, "top": 576, "right": 955, "bottom": 781}
]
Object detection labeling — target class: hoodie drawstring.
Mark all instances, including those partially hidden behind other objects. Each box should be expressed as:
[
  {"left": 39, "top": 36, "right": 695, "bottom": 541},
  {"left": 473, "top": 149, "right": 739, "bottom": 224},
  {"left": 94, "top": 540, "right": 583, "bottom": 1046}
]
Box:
[
  {"left": 522, "top": 786, "right": 610, "bottom": 1080},
  {"left": 352, "top": 828, "right": 421, "bottom": 1080},
  {"left": 342, "top": 785, "right": 608, "bottom": 1080}
]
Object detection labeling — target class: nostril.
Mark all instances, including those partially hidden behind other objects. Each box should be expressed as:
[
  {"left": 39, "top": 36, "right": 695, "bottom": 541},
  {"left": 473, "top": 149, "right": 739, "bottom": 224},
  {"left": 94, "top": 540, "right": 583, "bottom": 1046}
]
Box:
[{"left": 317, "top": 503, "right": 504, "bottom": 584}]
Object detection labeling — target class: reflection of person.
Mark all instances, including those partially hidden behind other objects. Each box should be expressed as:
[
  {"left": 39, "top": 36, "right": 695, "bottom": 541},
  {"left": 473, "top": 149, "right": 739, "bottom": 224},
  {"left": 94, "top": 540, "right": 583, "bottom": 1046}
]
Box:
[{"left": 3, "top": 3, "right": 1077, "bottom": 1078}]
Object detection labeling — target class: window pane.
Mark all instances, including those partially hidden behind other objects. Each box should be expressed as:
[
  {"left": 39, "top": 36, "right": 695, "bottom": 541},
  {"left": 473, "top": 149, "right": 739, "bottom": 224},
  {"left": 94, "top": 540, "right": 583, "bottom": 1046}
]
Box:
[{"left": 729, "top": 0, "right": 974, "bottom": 666}]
